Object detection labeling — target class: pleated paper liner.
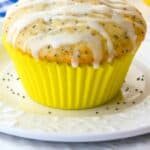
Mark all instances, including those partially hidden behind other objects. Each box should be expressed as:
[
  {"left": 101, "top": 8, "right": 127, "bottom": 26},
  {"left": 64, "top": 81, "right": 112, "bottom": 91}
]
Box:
[{"left": 2, "top": 36, "right": 134, "bottom": 109}]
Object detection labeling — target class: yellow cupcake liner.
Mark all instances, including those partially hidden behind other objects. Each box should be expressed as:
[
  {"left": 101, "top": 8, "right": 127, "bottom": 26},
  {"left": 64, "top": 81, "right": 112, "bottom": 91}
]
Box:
[{"left": 2, "top": 36, "right": 134, "bottom": 109}]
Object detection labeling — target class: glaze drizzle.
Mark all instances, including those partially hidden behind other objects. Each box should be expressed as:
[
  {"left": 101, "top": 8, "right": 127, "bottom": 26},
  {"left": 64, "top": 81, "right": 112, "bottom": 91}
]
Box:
[{"left": 4, "top": 0, "right": 145, "bottom": 68}]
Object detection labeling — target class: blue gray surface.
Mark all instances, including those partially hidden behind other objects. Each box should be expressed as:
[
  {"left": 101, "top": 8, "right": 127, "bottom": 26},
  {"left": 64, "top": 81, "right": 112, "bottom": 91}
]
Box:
[{"left": 0, "top": 0, "right": 18, "bottom": 17}]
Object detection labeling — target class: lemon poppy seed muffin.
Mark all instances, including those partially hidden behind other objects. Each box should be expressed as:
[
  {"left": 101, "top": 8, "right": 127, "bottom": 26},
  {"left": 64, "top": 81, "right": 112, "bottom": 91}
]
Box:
[{"left": 2, "top": 0, "right": 146, "bottom": 109}]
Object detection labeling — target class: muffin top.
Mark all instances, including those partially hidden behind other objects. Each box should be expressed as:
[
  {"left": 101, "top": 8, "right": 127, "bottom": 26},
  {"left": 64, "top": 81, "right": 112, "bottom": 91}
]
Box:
[{"left": 2, "top": 0, "right": 146, "bottom": 68}]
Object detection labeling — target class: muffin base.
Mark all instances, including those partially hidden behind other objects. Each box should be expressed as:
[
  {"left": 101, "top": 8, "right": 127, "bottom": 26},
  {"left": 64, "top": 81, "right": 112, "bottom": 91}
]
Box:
[{"left": 2, "top": 36, "right": 134, "bottom": 109}]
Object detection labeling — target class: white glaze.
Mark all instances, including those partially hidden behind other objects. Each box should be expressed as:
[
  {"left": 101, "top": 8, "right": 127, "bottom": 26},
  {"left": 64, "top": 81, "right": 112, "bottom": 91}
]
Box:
[
  {"left": 5, "top": 0, "right": 143, "bottom": 68},
  {"left": 6, "top": 0, "right": 70, "bottom": 16},
  {"left": 112, "top": 13, "right": 137, "bottom": 50},
  {"left": 26, "top": 32, "right": 101, "bottom": 67},
  {"left": 7, "top": 4, "right": 112, "bottom": 44},
  {"left": 71, "top": 50, "right": 80, "bottom": 68},
  {"left": 87, "top": 21, "right": 114, "bottom": 60},
  {"left": 6, "top": 0, "right": 128, "bottom": 17}
]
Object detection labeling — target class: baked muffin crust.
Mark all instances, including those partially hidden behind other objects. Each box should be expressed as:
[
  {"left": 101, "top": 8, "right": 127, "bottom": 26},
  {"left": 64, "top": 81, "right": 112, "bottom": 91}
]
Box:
[{"left": 3, "top": 0, "right": 146, "bottom": 68}]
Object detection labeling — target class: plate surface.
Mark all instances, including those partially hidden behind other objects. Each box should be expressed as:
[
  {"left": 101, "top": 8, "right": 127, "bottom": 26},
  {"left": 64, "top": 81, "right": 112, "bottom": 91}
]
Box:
[
  {"left": 0, "top": 45, "right": 150, "bottom": 142},
  {"left": 0, "top": 19, "right": 150, "bottom": 143}
]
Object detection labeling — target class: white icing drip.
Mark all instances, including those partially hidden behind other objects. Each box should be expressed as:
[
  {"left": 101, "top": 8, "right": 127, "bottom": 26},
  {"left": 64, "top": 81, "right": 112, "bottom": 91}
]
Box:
[
  {"left": 23, "top": 21, "right": 104, "bottom": 67},
  {"left": 8, "top": 10, "right": 141, "bottom": 47},
  {"left": 7, "top": 0, "right": 141, "bottom": 46},
  {"left": 7, "top": 3, "right": 112, "bottom": 44},
  {"left": 52, "top": 15, "right": 143, "bottom": 33},
  {"left": 101, "top": 1, "right": 129, "bottom": 9},
  {"left": 114, "top": 9, "right": 144, "bottom": 21},
  {"left": 23, "top": 23, "right": 87, "bottom": 50},
  {"left": 6, "top": 0, "right": 128, "bottom": 17},
  {"left": 112, "top": 13, "right": 137, "bottom": 50},
  {"left": 5, "top": 0, "right": 143, "bottom": 67},
  {"left": 23, "top": 21, "right": 108, "bottom": 65},
  {"left": 87, "top": 21, "right": 114, "bottom": 60},
  {"left": 25, "top": 32, "right": 101, "bottom": 67},
  {"left": 6, "top": 0, "right": 70, "bottom": 16},
  {"left": 71, "top": 50, "right": 80, "bottom": 68}
]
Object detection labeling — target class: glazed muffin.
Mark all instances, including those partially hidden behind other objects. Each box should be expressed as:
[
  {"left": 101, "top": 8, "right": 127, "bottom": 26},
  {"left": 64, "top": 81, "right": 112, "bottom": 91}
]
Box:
[{"left": 2, "top": 0, "right": 146, "bottom": 109}]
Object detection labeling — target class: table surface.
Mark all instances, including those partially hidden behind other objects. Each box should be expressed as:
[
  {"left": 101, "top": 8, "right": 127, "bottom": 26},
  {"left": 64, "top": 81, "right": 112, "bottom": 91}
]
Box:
[{"left": 0, "top": 0, "right": 150, "bottom": 149}]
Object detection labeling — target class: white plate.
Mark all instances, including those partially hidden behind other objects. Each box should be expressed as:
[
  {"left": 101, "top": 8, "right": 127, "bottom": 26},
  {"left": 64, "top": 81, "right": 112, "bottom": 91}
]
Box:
[
  {"left": 0, "top": 21, "right": 150, "bottom": 143},
  {"left": 0, "top": 46, "right": 150, "bottom": 142}
]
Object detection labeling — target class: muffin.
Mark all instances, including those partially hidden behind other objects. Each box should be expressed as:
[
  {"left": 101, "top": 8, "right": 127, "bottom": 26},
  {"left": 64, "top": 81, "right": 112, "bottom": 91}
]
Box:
[{"left": 2, "top": 0, "right": 146, "bottom": 109}]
